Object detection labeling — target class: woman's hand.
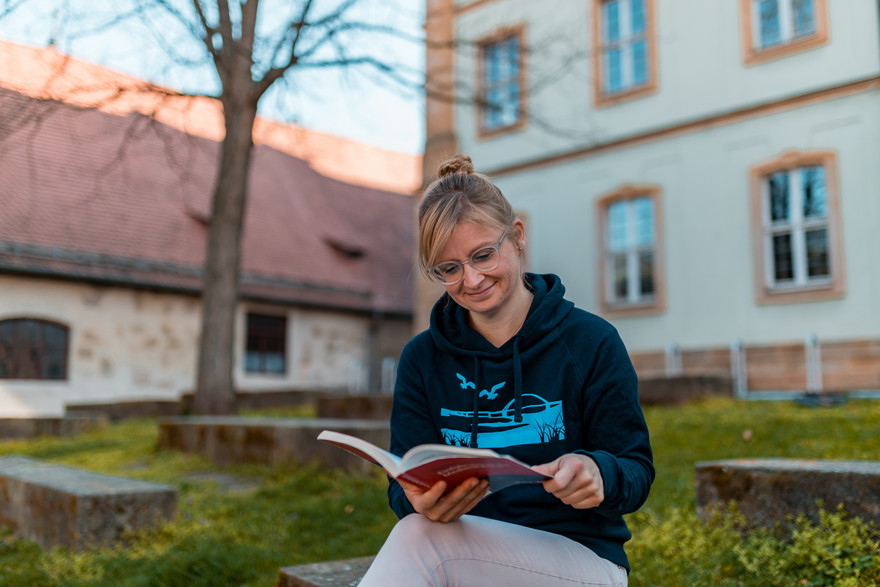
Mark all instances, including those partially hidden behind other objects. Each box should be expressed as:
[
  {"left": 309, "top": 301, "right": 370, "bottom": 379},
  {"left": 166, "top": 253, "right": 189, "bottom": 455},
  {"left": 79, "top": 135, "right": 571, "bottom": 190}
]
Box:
[
  {"left": 532, "top": 454, "right": 604, "bottom": 509},
  {"left": 398, "top": 477, "right": 490, "bottom": 523}
]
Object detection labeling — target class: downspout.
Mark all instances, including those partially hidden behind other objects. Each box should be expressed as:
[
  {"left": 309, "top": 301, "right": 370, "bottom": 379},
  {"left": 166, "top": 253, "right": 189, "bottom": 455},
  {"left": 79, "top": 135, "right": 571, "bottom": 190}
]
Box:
[{"left": 366, "top": 310, "right": 383, "bottom": 394}]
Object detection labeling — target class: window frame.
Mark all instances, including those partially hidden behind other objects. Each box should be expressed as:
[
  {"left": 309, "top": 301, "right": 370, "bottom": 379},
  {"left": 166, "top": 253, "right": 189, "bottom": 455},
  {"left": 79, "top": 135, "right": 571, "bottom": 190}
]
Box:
[
  {"left": 476, "top": 24, "right": 528, "bottom": 139},
  {"left": 748, "top": 150, "right": 845, "bottom": 305},
  {"left": 243, "top": 312, "right": 288, "bottom": 375},
  {"left": 0, "top": 318, "right": 69, "bottom": 380},
  {"left": 596, "top": 185, "right": 666, "bottom": 317},
  {"left": 739, "top": 0, "right": 829, "bottom": 65},
  {"left": 591, "top": 0, "right": 658, "bottom": 107}
]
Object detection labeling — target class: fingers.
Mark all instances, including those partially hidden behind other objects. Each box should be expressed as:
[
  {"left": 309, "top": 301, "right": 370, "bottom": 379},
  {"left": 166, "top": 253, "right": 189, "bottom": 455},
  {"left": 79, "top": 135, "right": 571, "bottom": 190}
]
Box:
[
  {"left": 402, "top": 477, "right": 490, "bottom": 522},
  {"left": 399, "top": 478, "right": 447, "bottom": 513},
  {"left": 539, "top": 454, "right": 605, "bottom": 510},
  {"left": 432, "top": 477, "right": 490, "bottom": 522}
]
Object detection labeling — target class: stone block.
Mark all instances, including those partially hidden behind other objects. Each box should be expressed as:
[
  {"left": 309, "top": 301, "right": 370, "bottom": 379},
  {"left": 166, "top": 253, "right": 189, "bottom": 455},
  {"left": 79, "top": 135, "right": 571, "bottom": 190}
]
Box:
[
  {"left": 638, "top": 375, "right": 732, "bottom": 406},
  {"left": 0, "top": 415, "right": 107, "bottom": 439},
  {"left": 276, "top": 556, "right": 375, "bottom": 587},
  {"left": 0, "top": 456, "right": 177, "bottom": 550},
  {"left": 158, "top": 417, "right": 390, "bottom": 473},
  {"left": 316, "top": 394, "right": 393, "bottom": 420},
  {"left": 695, "top": 458, "right": 880, "bottom": 529}
]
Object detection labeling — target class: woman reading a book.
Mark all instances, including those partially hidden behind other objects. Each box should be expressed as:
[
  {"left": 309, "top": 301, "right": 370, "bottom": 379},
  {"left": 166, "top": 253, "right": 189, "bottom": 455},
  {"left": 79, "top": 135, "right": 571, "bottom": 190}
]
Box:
[{"left": 358, "top": 154, "right": 654, "bottom": 586}]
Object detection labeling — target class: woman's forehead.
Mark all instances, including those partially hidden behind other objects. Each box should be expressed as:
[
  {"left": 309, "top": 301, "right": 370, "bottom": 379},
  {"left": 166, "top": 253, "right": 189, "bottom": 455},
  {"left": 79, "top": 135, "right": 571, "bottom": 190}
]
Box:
[{"left": 437, "top": 222, "right": 500, "bottom": 259}]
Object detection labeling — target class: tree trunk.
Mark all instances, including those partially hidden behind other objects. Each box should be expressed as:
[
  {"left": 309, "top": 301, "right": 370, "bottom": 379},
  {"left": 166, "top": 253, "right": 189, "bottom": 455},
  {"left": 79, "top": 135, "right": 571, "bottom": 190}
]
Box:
[{"left": 193, "top": 95, "right": 258, "bottom": 415}]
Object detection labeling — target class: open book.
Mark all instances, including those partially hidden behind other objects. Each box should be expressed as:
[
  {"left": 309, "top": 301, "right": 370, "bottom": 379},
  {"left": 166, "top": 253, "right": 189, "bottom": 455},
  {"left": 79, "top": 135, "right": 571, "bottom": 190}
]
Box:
[{"left": 318, "top": 430, "right": 551, "bottom": 492}]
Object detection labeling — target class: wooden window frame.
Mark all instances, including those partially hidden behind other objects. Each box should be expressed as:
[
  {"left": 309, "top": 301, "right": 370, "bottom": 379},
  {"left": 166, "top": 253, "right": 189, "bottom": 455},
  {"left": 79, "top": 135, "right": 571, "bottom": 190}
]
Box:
[
  {"left": 0, "top": 318, "right": 69, "bottom": 380},
  {"left": 739, "top": 0, "right": 829, "bottom": 65},
  {"left": 476, "top": 24, "right": 528, "bottom": 139},
  {"left": 596, "top": 184, "right": 666, "bottom": 317},
  {"left": 244, "top": 313, "right": 288, "bottom": 375},
  {"left": 591, "top": 0, "right": 658, "bottom": 107},
  {"left": 748, "top": 150, "right": 845, "bottom": 305}
]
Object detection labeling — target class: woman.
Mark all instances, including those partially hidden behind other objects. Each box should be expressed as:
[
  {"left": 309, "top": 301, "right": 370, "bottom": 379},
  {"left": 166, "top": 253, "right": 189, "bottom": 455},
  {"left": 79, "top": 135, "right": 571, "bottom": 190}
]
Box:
[{"left": 359, "top": 154, "right": 654, "bottom": 586}]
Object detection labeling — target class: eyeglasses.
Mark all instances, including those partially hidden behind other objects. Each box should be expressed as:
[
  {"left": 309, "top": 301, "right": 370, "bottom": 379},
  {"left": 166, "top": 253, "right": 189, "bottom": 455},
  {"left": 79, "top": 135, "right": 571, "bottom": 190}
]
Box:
[{"left": 429, "top": 233, "right": 507, "bottom": 285}]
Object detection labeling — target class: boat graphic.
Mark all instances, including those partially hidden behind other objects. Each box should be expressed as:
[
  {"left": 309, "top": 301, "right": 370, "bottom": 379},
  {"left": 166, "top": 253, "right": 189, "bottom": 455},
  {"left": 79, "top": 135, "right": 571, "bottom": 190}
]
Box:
[{"left": 440, "top": 393, "right": 565, "bottom": 448}]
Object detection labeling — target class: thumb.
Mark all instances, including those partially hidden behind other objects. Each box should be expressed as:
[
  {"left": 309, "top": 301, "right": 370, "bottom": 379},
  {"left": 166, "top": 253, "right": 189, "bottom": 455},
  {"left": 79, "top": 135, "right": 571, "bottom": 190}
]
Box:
[{"left": 531, "top": 459, "right": 561, "bottom": 477}]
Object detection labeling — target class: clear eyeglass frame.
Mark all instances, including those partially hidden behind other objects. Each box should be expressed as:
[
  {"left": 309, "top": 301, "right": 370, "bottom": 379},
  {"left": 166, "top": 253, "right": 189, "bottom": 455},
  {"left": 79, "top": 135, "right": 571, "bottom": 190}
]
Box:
[{"left": 429, "top": 232, "right": 507, "bottom": 285}]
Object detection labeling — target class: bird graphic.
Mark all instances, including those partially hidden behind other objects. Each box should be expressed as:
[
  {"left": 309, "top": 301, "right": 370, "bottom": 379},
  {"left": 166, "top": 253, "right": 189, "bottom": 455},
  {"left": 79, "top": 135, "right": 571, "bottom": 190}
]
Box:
[{"left": 480, "top": 381, "right": 505, "bottom": 400}]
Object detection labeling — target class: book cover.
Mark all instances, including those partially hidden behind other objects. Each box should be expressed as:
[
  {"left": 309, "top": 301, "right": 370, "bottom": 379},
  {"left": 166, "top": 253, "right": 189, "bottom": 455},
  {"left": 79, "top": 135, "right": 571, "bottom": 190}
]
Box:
[{"left": 318, "top": 430, "right": 550, "bottom": 491}]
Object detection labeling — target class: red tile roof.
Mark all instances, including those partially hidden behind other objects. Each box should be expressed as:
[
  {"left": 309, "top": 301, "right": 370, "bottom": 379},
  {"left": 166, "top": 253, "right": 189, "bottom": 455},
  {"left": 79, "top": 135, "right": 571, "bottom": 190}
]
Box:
[
  {"left": 0, "top": 41, "right": 421, "bottom": 195},
  {"left": 0, "top": 73, "right": 417, "bottom": 314}
]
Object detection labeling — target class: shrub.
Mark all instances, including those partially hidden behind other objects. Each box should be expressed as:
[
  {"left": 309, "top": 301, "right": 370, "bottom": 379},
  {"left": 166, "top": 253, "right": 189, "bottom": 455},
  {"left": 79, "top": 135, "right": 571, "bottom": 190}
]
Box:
[{"left": 628, "top": 505, "right": 880, "bottom": 586}]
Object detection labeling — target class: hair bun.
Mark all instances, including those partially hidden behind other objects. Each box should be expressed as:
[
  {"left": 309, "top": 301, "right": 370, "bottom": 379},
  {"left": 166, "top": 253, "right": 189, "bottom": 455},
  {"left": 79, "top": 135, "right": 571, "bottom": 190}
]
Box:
[{"left": 438, "top": 154, "right": 474, "bottom": 178}]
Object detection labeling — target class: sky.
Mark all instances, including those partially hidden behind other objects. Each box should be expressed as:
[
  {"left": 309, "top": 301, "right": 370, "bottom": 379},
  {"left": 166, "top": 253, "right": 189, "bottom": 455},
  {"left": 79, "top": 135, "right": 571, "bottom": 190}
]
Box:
[{"left": 0, "top": 0, "right": 426, "bottom": 154}]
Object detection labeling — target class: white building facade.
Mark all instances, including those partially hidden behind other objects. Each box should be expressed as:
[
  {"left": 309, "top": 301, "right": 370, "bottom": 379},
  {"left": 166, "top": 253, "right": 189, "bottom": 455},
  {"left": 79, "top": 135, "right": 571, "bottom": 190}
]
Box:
[{"left": 422, "top": 0, "right": 880, "bottom": 393}]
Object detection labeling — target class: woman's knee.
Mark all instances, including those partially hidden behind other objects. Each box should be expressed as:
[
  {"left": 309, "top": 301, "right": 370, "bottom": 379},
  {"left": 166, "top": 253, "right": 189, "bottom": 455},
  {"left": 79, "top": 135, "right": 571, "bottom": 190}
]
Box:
[{"left": 384, "top": 514, "right": 441, "bottom": 547}]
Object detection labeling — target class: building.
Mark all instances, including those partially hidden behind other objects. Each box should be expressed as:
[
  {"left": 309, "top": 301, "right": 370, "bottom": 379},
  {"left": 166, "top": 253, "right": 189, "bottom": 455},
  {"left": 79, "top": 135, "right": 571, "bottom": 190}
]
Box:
[
  {"left": 422, "top": 0, "right": 880, "bottom": 395},
  {"left": 0, "top": 41, "right": 420, "bottom": 417}
]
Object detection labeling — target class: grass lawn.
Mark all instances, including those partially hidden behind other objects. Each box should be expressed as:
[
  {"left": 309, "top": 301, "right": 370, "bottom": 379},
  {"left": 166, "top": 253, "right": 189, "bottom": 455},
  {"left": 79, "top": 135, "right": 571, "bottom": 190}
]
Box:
[{"left": 0, "top": 397, "right": 878, "bottom": 586}]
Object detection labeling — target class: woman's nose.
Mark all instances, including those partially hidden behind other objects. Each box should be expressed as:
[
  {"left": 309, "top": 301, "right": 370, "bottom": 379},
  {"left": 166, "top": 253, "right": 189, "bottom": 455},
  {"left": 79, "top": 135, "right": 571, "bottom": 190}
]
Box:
[{"left": 461, "top": 263, "right": 483, "bottom": 287}]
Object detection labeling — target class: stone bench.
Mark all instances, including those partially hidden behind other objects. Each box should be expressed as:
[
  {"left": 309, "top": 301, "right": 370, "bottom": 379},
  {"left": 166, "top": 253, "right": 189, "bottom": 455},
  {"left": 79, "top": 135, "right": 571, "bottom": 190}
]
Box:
[
  {"left": 638, "top": 375, "right": 732, "bottom": 406},
  {"left": 316, "top": 394, "right": 393, "bottom": 421},
  {"left": 276, "top": 556, "right": 375, "bottom": 587},
  {"left": 0, "top": 415, "right": 107, "bottom": 439},
  {"left": 695, "top": 458, "right": 880, "bottom": 529},
  {"left": 0, "top": 456, "right": 177, "bottom": 551},
  {"left": 158, "top": 417, "right": 390, "bottom": 473}
]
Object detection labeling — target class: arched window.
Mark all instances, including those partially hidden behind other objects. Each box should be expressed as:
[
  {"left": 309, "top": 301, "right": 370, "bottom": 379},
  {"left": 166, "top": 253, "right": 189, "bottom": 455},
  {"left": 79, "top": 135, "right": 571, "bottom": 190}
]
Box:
[
  {"left": 0, "top": 319, "right": 69, "bottom": 380},
  {"left": 748, "top": 150, "right": 845, "bottom": 304},
  {"left": 739, "top": 0, "right": 829, "bottom": 65},
  {"left": 596, "top": 184, "right": 666, "bottom": 317}
]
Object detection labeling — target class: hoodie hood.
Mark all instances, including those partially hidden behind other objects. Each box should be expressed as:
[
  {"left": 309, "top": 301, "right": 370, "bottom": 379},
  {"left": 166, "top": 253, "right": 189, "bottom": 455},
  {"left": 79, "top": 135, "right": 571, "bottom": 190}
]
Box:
[{"left": 428, "top": 273, "right": 574, "bottom": 447}]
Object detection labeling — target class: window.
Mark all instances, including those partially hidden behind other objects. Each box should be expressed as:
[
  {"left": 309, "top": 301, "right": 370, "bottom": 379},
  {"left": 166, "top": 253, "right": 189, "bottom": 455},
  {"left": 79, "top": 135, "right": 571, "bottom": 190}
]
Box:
[
  {"left": 0, "top": 318, "right": 69, "bottom": 380},
  {"left": 244, "top": 313, "right": 287, "bottom": 374},
  {"left": 592, "top": 0, "right": 656, "bottom": 106},
  {"left": 597, "top": 186, "right": 665, "bottom": 315},
  {"left": 478, "top": 27, "right": 525, "bottom": 136},
  {"left": 740, "top": 0, "right": 828, "bottom": 64},
  {"left": 749, "top": 151, "right": 845, "bottom": 304}
]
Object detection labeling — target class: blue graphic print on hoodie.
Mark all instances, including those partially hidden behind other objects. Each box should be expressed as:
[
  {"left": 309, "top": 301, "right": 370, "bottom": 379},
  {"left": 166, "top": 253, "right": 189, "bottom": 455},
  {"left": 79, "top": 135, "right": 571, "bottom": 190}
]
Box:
[{"left": 387, "top": 273, "right": 655, "bottom": 572}]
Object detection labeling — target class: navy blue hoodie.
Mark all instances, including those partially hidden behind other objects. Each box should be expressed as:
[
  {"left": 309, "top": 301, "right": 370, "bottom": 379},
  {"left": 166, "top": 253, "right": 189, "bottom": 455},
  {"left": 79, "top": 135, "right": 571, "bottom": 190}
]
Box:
[{"left": 387, "top": 273, "right": 654, "bottom": 572}]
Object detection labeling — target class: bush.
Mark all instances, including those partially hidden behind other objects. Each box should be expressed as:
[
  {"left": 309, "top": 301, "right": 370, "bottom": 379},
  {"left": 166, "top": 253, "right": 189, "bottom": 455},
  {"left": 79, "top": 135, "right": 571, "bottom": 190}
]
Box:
[{"left": 628, "top": 501, "right": 880, "bottom": 586}]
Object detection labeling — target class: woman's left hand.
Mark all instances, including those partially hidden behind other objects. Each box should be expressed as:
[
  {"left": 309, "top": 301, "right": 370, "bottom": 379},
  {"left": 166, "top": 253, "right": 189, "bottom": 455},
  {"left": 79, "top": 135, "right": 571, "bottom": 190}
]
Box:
[{"left": 532, "top": 454, "right": 604, "bottom": 509}]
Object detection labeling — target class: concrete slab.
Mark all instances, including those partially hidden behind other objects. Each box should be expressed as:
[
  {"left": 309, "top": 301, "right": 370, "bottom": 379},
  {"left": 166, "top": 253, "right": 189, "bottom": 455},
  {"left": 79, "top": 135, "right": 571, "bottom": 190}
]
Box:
[
  {"left": 158, "top": 417, "right": 390, "bottom": 473},
  {"left": 276, "top": 556, "right": 375, "bottom": 587},
  {"left": 695, "top": 458, "right": 880, "bottom": 529},
  {"left": 0, "top": 456, "right": 177, "bottom": 550}
]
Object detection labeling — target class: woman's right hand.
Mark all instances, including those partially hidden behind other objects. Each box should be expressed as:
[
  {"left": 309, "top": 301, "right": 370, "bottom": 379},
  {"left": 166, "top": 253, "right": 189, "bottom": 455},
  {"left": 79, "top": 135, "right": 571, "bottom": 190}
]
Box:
[{"left": 398, "top": 477, "right": 490, "bottom": 523}]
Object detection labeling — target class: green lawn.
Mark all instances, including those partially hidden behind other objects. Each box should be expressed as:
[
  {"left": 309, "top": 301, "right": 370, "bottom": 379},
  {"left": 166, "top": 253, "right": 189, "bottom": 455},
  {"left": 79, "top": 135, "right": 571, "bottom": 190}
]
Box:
[{"left": 0, "top": 397, "right": 878, "bottom": 586}]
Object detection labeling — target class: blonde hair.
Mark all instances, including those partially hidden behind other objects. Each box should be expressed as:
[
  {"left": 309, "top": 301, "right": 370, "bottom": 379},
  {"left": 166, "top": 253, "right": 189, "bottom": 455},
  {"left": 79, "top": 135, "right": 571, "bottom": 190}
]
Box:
[{"left": 418, "top": 154, "right": 518, "bottom": 276}]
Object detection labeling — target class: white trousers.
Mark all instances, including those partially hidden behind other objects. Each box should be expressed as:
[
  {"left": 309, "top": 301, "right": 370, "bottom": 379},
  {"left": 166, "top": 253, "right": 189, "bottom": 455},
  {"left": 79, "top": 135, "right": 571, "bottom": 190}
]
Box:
[{"left": 358, "top": 514, "right": 627, "bottom": 587}]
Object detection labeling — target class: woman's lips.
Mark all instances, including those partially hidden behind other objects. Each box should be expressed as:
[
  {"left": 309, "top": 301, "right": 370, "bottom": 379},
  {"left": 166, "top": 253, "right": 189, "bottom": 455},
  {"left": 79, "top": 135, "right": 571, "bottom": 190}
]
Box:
[{"left": 466, "top": 282, "right": 494, "bottom": 301}]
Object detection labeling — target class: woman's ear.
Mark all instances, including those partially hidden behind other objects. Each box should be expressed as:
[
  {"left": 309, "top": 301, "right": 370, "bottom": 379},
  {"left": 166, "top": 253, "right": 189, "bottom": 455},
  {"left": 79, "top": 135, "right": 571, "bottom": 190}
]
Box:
[{"left": 512, "top": 217, "right": 526, "bottom": 252}]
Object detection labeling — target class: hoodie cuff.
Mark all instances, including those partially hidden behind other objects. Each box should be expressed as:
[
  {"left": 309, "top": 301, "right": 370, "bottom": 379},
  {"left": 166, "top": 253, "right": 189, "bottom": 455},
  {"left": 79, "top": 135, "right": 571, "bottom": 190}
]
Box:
[{"left": 389, "top": 479, "right": 417, "bottom": 518}]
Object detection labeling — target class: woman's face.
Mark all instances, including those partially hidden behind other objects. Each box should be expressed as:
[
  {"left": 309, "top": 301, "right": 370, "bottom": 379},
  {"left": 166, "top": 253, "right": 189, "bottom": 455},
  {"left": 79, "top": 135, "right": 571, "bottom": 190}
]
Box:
[{"left": 435, "top": 220, "right": 524, "bottom": 320}]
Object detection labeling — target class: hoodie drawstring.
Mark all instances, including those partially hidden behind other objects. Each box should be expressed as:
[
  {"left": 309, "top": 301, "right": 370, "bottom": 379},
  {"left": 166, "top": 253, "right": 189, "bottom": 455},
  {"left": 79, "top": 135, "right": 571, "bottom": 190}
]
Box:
[
  {"left": 513, "top": 337, "right": 523, "bottom": 423},
  {"left": 470, "top": 356, "right": 481, "bottom": 448},
  {"left": 469, "top": 339, "right": 524, "bottom": 449}
]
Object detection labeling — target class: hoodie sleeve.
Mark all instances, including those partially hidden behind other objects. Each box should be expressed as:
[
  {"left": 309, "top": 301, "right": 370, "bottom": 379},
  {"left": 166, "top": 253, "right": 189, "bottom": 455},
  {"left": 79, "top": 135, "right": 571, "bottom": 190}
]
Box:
[
  {"left": 574, "top": 323, "right": 655, "bottom": 517},
  {"left": 386, "top": 333, "right": 439, "bottom": 518}
]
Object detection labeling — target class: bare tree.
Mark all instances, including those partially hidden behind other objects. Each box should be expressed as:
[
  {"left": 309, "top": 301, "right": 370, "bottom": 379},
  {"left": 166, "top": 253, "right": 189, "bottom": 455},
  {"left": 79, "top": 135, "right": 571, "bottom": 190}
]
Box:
[{"left": 98, "top": 0, "right": 422, "bottom": 414}]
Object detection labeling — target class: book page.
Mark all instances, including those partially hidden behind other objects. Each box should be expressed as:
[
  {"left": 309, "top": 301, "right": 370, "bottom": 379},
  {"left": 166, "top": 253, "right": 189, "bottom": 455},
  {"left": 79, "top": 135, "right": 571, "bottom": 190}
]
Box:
[
  {"left": 317, "top": 430, "right": 402, "bottom": 475},
  {"left": 401, "top": 444, "right": 504, "bottom": 469}
]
